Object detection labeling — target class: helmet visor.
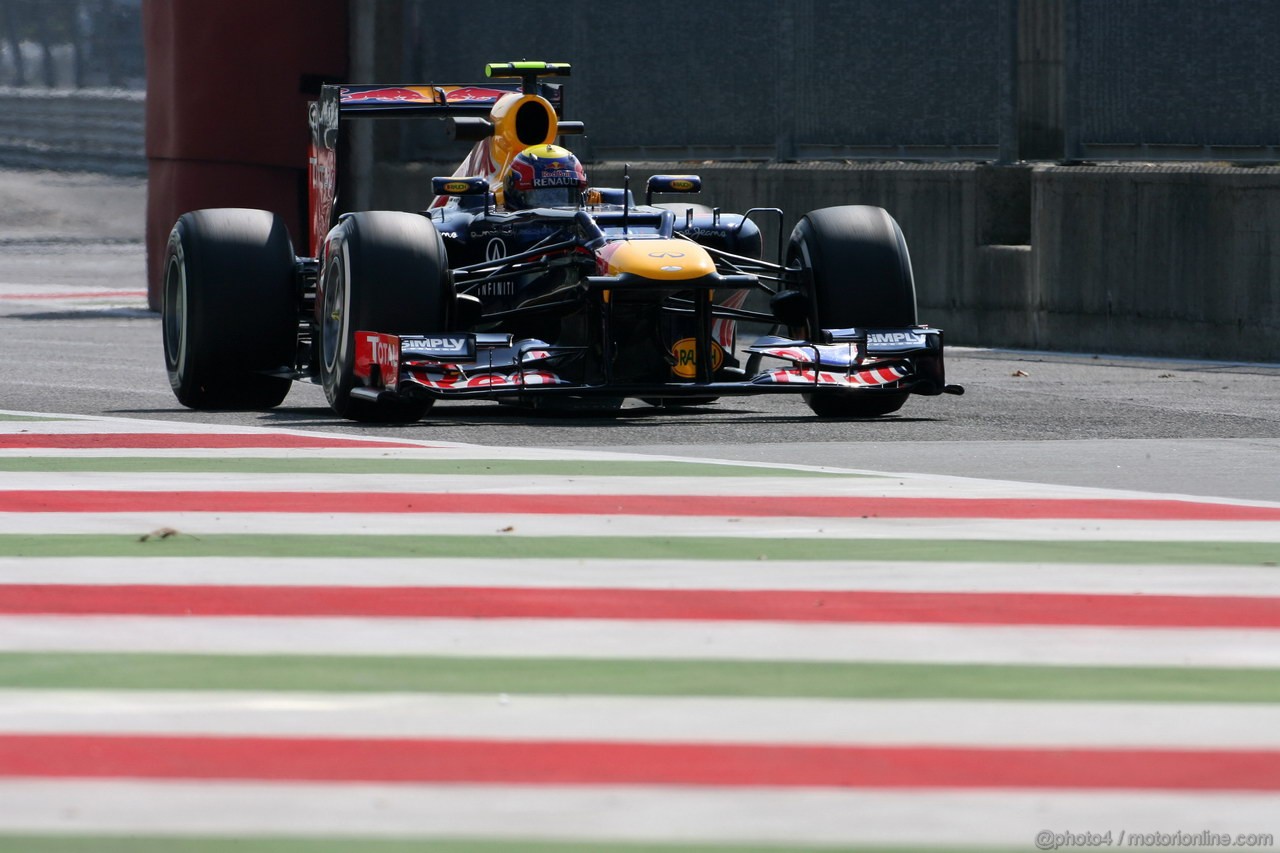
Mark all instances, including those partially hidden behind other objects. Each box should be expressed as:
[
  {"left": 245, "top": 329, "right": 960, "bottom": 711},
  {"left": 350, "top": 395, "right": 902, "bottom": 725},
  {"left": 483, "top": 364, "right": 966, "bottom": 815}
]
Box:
[{"left": 520, "top": 186, "right": 581, "bottom": 208}]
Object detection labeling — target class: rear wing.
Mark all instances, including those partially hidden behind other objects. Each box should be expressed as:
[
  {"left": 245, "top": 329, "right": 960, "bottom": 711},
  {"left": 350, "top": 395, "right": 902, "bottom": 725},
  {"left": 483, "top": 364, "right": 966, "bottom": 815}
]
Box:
[
  {"left": 330, "top": 61, "right": 569, "bottom": 118},
  {"left": 309, "top": 80, "right": 565, "bottom": 157},
  {"left": 307, "top": 62, "right": 573, "bottom": 254},
  {"left": 331, "top": 82, "right": 564, "bottom": 118}
]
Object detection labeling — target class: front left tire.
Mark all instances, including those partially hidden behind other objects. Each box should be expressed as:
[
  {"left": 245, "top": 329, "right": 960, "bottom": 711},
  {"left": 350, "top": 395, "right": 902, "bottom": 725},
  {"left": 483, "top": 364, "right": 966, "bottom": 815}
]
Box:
[
  {"left": 788, "top": 205, "right": 918, "bottom": 418},
  {"left": 319, "top": 211, "right": 452, "bottom": 422}
]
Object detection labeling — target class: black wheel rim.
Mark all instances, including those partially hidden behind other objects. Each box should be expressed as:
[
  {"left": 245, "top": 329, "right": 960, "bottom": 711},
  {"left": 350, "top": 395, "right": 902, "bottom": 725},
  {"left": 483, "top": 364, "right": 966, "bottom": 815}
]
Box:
[
  {"left": 321, "top": 257, "right": 345, "bottom": 375},
  {"left": 162, "top": 252, "right": 186, "bottom": 368}
]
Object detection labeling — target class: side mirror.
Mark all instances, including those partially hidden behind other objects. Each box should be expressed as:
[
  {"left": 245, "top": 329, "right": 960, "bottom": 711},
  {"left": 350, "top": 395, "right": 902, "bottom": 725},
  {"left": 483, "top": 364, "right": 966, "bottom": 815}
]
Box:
[
  {"left": 645, "top": 174, "right": 701, "bottom": 205},
  {"left": 432, "top": 176, "right": 490, "bottom": 197}
]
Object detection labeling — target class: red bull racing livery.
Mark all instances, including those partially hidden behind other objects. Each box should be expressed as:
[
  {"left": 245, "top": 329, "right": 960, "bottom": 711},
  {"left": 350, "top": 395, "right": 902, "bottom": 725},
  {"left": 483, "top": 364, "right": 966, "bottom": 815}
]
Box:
[{"left": 162, "top": 61, "right": 962, "bottom": 420}]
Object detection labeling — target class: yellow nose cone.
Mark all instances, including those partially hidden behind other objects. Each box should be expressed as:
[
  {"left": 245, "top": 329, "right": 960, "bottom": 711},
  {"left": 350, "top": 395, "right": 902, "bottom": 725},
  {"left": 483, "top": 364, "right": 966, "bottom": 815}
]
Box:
[{"left": 605, "top": 239, "right": 716, "bottom": 280}]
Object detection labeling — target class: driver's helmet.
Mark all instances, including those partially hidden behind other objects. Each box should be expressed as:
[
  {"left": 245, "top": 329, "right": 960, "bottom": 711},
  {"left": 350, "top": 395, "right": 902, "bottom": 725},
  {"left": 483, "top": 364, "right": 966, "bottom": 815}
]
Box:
[{"left": 503, "top": 144, "right": 587, "bottom": 210}]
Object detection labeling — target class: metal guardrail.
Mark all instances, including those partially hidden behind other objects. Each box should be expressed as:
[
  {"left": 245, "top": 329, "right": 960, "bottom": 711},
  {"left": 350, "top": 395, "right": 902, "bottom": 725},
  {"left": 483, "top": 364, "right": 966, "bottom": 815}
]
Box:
[{"left": 0, "top": 86, "right": 144, "bottom": 175}]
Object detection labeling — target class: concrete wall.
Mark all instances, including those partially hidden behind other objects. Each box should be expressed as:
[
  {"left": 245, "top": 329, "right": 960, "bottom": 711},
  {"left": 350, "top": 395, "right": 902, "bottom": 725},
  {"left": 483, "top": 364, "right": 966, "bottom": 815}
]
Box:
[
  {"left": 375, "top": 160, "right": 1280, "bottom": 362},
  {"left": 1030, "top": 165, "right": 1280, "bottom": 360}
]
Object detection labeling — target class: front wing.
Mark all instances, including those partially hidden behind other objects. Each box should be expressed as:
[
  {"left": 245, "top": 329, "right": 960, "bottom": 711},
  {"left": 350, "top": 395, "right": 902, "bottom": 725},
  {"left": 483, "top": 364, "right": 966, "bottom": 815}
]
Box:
[{"left": 350, "top": 327, "right": 961, "bottom": 404}]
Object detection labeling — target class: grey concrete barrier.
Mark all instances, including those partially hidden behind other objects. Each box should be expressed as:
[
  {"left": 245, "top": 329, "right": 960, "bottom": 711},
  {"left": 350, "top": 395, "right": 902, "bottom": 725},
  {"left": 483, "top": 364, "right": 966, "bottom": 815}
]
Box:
[
  {"left": 0, "top": 87, "right": 145, "bottom": 176},
  {"left": 1029, "top": 164, "right": 1280, "bottom": 362}
]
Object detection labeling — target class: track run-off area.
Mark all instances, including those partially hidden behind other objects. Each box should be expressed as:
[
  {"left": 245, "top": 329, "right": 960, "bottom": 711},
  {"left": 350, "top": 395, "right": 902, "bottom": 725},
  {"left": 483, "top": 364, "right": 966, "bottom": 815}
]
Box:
[{"left": 0, "top": 409, "right": 1276, "bottom": 852}]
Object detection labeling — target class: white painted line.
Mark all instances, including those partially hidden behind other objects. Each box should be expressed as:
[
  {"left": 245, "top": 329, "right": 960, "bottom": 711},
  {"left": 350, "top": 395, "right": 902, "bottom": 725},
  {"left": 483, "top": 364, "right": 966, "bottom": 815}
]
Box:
[
  {"left": 0, "top": 284, "right": 146, "bottom": 297},
  {"left": 4, "top": 616, "right": 1279, "bottom": 668},
  {"left": 3, "top": 556, "right": 1278, "bottom": 597},
  {"left": 0, "top": 780, "right": 1274, "bottom": 846},
  {"left": 1, "top": 470, "right": 1169, "bottom": 499},
  {"left": 0, "top": 442, "right": 870, "bottom": 472},
  {"left": 4, "top": 690, "right": 1280, "bottom": 748},
  {"left": 0, "top": 510, "right": 1276, "bottom": 541},
  {"left": 0, "top": 446, "right": 770, "bottom": 463}
]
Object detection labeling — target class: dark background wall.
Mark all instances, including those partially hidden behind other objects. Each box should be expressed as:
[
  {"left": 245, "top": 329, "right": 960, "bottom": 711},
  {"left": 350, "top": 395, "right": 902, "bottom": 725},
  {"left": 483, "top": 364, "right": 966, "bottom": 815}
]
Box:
[
  {"left": 396, "top": 0, "right": 1004, "bottom": 163},
  {"left": 1075, "top": 0, "right": 1280, "bottom": 156},
  {"left": 384, "top": 0, "right": 1280, "bottom": 165}
]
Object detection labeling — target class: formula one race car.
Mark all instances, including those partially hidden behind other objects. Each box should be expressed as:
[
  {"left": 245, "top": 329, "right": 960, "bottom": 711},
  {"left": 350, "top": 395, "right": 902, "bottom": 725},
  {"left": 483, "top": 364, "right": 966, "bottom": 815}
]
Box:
[{"left": 162, "top": 61, "right": 962, "bottom": 420}]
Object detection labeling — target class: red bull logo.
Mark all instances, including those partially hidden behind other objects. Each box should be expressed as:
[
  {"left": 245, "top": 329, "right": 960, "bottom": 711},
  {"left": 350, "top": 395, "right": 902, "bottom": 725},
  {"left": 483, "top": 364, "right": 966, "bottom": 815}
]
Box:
[
  {"left": 445, "top": 87, "right": 511, "bottom": 103},
  {"left": 341, "top": 87, "right": 432, "bottom": 104}
]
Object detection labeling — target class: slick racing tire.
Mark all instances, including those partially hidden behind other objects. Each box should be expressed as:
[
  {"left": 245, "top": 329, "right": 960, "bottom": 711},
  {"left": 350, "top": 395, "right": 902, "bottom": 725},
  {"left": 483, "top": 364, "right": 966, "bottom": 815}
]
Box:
[
  {"left": 788, "top": 205, "right": 917, "bottom": 418},
  {"left": 319, "top": 211, "right": 451, "bottom": 422},
  {"left": 163, "top": 209, "right": 296, "bottom": 410}
]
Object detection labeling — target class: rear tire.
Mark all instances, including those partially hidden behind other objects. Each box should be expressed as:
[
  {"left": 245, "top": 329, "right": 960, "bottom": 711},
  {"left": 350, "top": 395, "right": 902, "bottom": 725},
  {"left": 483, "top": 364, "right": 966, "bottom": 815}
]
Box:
[
  {"left": 162, "top": 209, "right": 296, "bottom": 410},
  {"left": 788, "top": 205, "right": 917, "bottom": 418},
  {"left": 319, "top": 211, "right": 451, "bottom": 422}
]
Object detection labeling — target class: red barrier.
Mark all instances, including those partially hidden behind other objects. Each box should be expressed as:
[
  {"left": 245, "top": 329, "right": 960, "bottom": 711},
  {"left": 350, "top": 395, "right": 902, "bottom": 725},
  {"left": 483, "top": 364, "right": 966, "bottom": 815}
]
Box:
[{"left": 142, "top": 0, "right": 347, "bottom": 309}]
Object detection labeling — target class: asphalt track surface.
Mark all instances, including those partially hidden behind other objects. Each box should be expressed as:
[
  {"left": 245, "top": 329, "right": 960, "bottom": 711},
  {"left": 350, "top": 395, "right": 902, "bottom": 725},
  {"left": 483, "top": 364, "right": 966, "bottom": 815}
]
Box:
[{"left": 1, "top": 168, "right": 1278, "bottom": 501}]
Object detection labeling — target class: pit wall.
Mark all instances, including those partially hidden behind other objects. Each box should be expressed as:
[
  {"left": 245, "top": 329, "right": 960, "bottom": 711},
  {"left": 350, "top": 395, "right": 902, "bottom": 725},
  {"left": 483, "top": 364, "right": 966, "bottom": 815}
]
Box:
[{"left": 374, "top": 161, "right": 1280, "bottom": 362}]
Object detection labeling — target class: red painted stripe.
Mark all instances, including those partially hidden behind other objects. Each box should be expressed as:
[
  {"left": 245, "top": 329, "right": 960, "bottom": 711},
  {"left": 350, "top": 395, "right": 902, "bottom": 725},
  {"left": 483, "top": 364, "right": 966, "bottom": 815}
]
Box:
[
  {"left": 1, "top": 490, "right": 1277, "bottom": 520},
  {"left": 0, "top": 735, "right": 1276, "bottom": 790},
  {"left": 0, "top": 434, "right": 422, "bottom": 450},
  {"left": 4, "top": 584, "right": 1279, "bottom": 627}
]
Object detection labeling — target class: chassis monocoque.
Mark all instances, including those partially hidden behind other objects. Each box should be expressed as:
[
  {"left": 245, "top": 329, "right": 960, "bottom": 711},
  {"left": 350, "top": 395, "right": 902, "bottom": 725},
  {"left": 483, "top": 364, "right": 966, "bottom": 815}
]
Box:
[{"left": 162, "top": 61, "right": 962, "bottom": 421}]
